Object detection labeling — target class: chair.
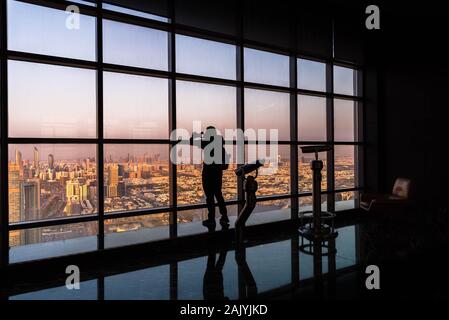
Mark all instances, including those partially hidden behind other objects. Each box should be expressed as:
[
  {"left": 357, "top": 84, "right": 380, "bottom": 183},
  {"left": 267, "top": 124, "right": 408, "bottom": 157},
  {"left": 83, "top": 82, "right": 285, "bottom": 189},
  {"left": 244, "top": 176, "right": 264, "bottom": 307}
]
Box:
[{"left": 360, "top": 178, "right": 412, "bottom": 212}]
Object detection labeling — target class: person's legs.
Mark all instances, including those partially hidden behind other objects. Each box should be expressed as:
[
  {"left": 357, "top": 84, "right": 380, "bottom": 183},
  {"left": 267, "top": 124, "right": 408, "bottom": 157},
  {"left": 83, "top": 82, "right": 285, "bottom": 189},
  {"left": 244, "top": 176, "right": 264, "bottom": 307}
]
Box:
[
  {"left": 213, "top": 170, "right": 229, "bottom": 223},
  {"left": 202, "top": 168, "right": 216, "bottom": 222}
]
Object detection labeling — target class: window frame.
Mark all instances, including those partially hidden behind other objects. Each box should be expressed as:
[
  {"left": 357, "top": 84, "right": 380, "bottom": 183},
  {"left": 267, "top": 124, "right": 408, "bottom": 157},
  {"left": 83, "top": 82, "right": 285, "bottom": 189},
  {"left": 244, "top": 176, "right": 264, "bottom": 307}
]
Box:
[{"left": 0, "top": 0, "right": 365, "bottom": 266}]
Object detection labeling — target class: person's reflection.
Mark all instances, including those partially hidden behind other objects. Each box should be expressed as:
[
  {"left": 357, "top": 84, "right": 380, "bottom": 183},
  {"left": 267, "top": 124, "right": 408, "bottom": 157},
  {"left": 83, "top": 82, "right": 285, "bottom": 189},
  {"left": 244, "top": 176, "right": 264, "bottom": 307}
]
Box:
[
  {"left": 203, "top": 247, "right": 229, "bottom": 301},
  {"left": 235, "top": 247, "right": 257, "bottom": 299}
]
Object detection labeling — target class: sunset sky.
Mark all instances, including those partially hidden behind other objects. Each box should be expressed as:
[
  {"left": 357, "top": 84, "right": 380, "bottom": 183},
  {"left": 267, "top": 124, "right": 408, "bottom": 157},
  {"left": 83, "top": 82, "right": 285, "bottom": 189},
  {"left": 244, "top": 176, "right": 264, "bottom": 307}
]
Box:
[{"left": 7, "top": 0, "right": 356, "bottom": 160}]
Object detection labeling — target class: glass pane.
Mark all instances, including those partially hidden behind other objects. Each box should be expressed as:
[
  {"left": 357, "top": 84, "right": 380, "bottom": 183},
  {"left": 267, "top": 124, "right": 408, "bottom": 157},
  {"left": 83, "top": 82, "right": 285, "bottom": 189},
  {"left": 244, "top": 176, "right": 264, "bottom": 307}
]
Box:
[
  {"left": 9, "top": 222, "right": 97, "bottom": 263},
  {"left": 298, "top": 59, "right": 326, "bottom": 92},
  {"left": 335, "top": 191, "right": 357, "bottom": 211},
  {"left": 245, "top": 89, "right": 290, "bottom": 141},
  {"left": 177, "top": 145, "right": 237, "bottom": 206},
  {"left": 298, "top": 95, "right": 327, "bottom": 141},
  {"left": 104, "top": 144, "right": 170, "bottom": 213},
  {"left": 104, "top": 72, "right": 168, "bottom": 139},
  {"left": 105, "top": 213, "right": 170, "bottom": 248},
  {"left": 334, "top": 99, "right": 356, "bottom": 142},
  {"left": 8, "top": 144, "right": 97, "bottom": 224},
  {"left": 176, "top": 34, "right": 236, "bottom": 80},
  {"left": 246, "top": 144, "right": 290, "bottom": 196},
  {"left": 247, "top": 199, "right": 291, "bottom": 226},
  {"left": 176, "top": 80, "right": 236, "bottom": 135},
  {"left": 244, "top": 48, "right": 289, "bottom": 87},
  {"left": 8, "top": 0, "right": 96, "bottom": 61},
  {"left": 299, "top": 146, "right": 327, "bottom": 193},
  {"left": 299, "top": 195, "right": 327, "bottom": 213},
  {"left": 335, "top": 145, "right": 355, "bottom": 190},
  {"left": 103, "top": 19, "right": 168, "bottom": 70},
  {"left": 8, "top": 60, "right": 96, "bottom": 138},
  {"left": 334, "top": 65, "right": 356, "bottom": 96}
]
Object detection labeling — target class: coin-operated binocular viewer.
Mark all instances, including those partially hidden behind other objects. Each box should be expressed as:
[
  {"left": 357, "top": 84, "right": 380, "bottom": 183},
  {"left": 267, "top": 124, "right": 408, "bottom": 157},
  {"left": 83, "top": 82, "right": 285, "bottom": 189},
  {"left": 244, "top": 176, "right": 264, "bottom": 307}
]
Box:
[
  {"left": 298, "top": 146, "right": 338, "bottom": 247},
  {"left": 234, "top": 160, "right": 264, "bottom": 246}
]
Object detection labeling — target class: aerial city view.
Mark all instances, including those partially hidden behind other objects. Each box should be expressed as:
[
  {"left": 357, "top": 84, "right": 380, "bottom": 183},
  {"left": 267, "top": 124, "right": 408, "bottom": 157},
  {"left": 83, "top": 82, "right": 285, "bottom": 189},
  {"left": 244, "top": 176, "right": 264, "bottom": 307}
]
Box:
[{"left": 8, "top": 144, "right": 355, "bottom": 247}]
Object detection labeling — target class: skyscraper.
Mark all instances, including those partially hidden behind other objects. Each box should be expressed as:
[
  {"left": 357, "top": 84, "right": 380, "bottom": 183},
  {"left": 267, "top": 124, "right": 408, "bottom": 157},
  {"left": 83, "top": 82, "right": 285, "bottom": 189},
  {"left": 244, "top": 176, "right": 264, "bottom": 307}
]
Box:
[
  {"left": 15, "top": 149, "right": 23, "bottom": 175},
  {"left": 33, "top": 147, "right": 39, "bottom": 169},
  {"left": 108, "top": 164, "right": 119, "bottom": 198},
  {"left": 20, "top": 179, "right": 41, "bottom": 245},
  {"left": 48, "top": 154, "right": 54, "bottom": 170},
  {"left": 8, "top": 163, "right": 21, "bottom": 223}
]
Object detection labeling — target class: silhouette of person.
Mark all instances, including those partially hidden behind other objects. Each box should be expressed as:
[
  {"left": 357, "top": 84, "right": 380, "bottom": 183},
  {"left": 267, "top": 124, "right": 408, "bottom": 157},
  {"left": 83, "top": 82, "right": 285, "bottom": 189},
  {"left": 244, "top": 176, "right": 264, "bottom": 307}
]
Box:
[
  {"left": 203, "top": 247, "right": 229, "bottom": 300},
  {"left": 191, "top": 126, "right": 229, "bottom": 228}
]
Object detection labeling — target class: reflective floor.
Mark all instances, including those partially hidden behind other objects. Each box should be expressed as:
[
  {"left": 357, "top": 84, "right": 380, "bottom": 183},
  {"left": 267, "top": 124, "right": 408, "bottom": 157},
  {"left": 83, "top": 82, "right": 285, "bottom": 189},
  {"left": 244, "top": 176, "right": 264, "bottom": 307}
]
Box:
[{"left": 4, "top": 209, "right": 449, "bottom": 300}]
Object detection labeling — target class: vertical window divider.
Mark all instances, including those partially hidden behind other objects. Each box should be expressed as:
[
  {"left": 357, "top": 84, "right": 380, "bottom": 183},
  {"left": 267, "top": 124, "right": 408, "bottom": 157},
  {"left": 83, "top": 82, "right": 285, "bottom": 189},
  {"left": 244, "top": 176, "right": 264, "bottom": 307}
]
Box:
[
  {"left": 0, "top": 0, "right": 9, "bottom": 267},
  {"left": 289, "top": 7, "right": 299, "bottom": 219},
  {"left": 326, "top": 63, "right": 335, "bottom": 213},
  {"left": 168, "top": 0, "right": 177, "bottom": 238},
  {"left": 236, "top": 7, "right": 245, "bottom": 212},
  {"left": 96, "top": 0, "right": 105, "bottom": 250},
  {"left": 289, "top": 57, "right": 298, "bottom": 219}
]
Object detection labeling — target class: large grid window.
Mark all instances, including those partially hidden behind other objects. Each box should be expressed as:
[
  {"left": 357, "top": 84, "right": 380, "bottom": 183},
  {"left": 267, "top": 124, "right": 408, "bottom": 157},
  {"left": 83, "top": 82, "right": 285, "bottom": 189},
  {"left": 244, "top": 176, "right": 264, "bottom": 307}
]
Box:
[{"left": 0, "top": 0, "right": 364, "bottom": 265}]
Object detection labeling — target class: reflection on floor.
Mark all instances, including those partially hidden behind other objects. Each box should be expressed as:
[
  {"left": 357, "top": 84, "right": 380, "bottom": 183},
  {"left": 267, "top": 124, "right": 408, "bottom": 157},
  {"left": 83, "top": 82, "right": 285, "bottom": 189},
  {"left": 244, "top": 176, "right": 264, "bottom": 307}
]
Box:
[
  {"left": 6, "top": 206, "right": 449, "bottom": 300},
  {"left": 7, "top": 226, "right": 357, "bottom": 300}
]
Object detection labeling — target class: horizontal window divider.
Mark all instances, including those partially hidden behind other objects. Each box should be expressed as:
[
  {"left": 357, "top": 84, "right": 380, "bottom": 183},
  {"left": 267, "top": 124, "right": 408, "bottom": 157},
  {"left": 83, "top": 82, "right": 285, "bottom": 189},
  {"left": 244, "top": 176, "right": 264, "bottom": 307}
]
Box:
[
  {"left": 333, "top": 93, "right": 363, "bottom": 101},
  {"left": 104, "top": 206, "right": 173, "bottom": 220},
  {"left": 243, "top": 81, "right": 291, "bottom": 93},
  {"left": 333, "top": 60, "right": 364, "bottom": 71},
  {"left": 256, "top": 194, "right": 293, "bottom": 202},
  {"left": 243, "top": 39, "right": 297, "bottom": 58},
  {"left": 333, "top": 187, "right": 364, "bottom": 194},
  {"left": 8, "top": 214, "right": 99, "bottom": 231},
  {"left": 7, "top": 50, "right": 97, "bottom": 70},
  {"left": 175, "top": 72, "right": 237, "bottom": 87},
  {"left": 296, "top": 141, "right": 331, "bottom": 145},
  {"left": 174, "top": 23, "right": 238, "bottom": 46},
  {"left": 175, "top": 200, "right": 240, "bottom": 212},
  {"left": 102, "top": 9, "right": 171, "bottom": 32},
  {"left": 296, "top": 53, "right": 329, "bottom": 64},
  {"left": 103, "top": 63, "right": 170, "bottom": 79},
  {"left": 7, "top": 138, "right": 99, "bottom": 144},
  {"left": 244, "top": 141, "right": 294, "bottom": 145},
  {"left": 104, "top": 139, "right": 171, "bottom": 144},
  {"left": 332, "top": 141, "right": 363, "bottom": 145},
  {"left": 6, "top": 138, "right": 363, "bottom": 146},
  {"left": 297, "top": 88, "right": 328, "bottom": 97},
  {"left": 16, "top": 0, "right": 97, "bottom": 16}
]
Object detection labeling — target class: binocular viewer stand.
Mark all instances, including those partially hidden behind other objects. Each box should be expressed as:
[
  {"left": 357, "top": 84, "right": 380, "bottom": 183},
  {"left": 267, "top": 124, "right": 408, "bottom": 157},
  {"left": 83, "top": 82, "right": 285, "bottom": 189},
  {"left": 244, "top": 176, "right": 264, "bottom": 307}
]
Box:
[{"left": 298, "top": 146, "right": 338, "bottom": 256}]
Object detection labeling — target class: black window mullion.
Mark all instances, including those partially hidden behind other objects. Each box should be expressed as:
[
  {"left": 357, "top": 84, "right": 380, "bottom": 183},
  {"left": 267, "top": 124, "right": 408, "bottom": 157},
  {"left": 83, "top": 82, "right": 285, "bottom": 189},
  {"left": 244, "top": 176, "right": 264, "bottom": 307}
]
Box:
[
  {"left": 168, "top": 0, "right": 177, "bottom": 238},
  {"left": 289, "top": 56, "right": 298, "bottom": 220},
  {"left": 236, "top": 7, "right": 245, "bottom": 212},
  {"left": 0, "top": 0, "right": 10, "bottom": 267},
  {"left": 96, "top": 0, "right": 104, "bottom": 250},
  {"left": 326, "top": 63, "right": 335, "bottom": 213}
]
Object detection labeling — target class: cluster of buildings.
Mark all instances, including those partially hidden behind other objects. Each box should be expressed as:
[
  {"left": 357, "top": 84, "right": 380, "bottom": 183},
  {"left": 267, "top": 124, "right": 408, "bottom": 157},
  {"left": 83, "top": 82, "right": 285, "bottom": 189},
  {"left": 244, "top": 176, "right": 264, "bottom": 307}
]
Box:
[{"left": 8, "top": 147, "right": 355, "bottom": 247}]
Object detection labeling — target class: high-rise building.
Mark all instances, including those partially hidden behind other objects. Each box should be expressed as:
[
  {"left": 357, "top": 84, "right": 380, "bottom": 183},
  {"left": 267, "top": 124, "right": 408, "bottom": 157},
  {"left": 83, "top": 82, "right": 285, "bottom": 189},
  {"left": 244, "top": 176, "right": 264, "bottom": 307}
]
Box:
[
  {"left": 33, "top": 147, "right": 39, "bottom": 169},
  {"left": 48, "top": 154, "right": 54, "bottom": 170},
  {"left": 108, "top": 164, "right": 119, "bottom": 198},
  {"left": 20, "top": 179, "right": 41, "bottom": 245},
  {"left": 15, "top": 149, "right": 23, "bottom": 175},
  {"left": 8, "top": 163, "right": 21, "bottom": 223},
  {"left": 66, "top": 180, "right": 80, "bottom": 200}
]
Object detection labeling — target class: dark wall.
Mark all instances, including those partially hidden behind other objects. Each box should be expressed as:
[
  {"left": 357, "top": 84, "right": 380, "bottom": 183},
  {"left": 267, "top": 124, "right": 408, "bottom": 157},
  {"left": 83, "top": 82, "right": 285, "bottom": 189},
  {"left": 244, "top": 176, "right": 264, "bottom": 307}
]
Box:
[{"left": 371, "top": 2, "right": 449, "bottom": 210}]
